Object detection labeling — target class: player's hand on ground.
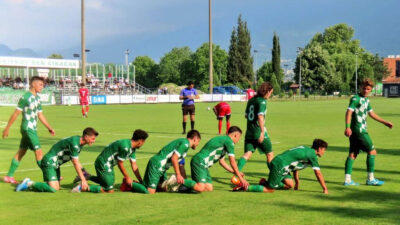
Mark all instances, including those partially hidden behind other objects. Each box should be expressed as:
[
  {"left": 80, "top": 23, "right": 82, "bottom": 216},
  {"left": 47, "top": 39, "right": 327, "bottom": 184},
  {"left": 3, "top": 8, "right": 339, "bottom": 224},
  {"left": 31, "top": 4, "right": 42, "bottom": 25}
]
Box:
[
  {"left": 323, "top": 189, "right": 328, "bottom": 194},
  {"left": 48, "top": 128, "right": 55, "bottom": 136},
  {"left": 385, "top": 121, "right": 393, "bottom": 129},
  {"left": 177, "top": 174, "right": 185, "bottom": 184},
  {"left": 2, "top": 129, "right": 9, "bottom": 139},
  {"left": 81, "top": 180, "right": 89, "bottom": 191},
  {"left": 258, "top": 133, "right": 265, "bottom": 143},
  {"left": 241, "top": 179, "right": 249, "bottom": 189},
  {"left": 344, "top": 128, "right": 352, "bottom": 137}
]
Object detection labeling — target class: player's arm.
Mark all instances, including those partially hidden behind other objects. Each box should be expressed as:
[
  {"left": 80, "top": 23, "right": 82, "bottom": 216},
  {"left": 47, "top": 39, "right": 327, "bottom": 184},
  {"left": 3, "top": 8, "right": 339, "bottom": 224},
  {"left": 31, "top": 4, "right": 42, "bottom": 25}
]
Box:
[
  {"left": 294, "top": 170, "right": 300, "bottom": 190},
  {"left": 130, "top": 160, "right": 143, "bottom": 183},
  {"left": 117, "top": 160, "right": 132, "bottom": 186},
  {"left": 2, "top": 109, "right": 21, "bottom": 138},
  {"left": 257, "top": 114, "right": 265, "bottom": 143},
  {"left": 314, "top": 169, "right": 328, "bottom": 194},
  {"left": 38, "top": 112, "right": 55, "bottom": 136},
  {"left": 71, "top": 158, "right": 88, "bottom": 191},
  {"left": 368, "top": 111, "right": 393, "bottom": 128},
  {"left": 171, "top": 153, "right": 184, "bottom": 184},
  {"left": 344, "top": 109, "right": 353, "bottom": 137},
  {"left": 179, "top": 90, "right": 186, "bottom": 100},
  {"left": 219, "top": 156, "right": 248, "bottom": 188}
]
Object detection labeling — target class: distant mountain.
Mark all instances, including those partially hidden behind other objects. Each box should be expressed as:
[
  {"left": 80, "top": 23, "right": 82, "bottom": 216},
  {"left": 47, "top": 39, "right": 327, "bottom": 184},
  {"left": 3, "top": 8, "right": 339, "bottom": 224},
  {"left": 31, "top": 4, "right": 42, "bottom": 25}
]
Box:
[{"left": 0, "top": 44, "right": 40, "bottom": 57}]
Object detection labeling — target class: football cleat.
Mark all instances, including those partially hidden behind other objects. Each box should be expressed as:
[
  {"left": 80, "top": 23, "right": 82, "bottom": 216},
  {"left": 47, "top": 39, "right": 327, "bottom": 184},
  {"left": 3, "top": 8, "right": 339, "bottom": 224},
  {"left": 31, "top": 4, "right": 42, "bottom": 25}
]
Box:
[
  {"left": 120, "top": 178, "right": 132, "bottom": 192},
  {"left": 259, "top": 178, "right": 267, "bottom": 186},
  {"left": 343, "top": 180, "right": 360, "bottom": 186},
  {"left": 71, "top": 185, "right": 82, "bottom": 193},
  {"left": 73, "top": 168, "right": 91, "bottom": 183},
  {"left": 366, "top": 178, "right": 384, "bottom": 186},
  {"left": 16, "top": 178, "right": 31, "bottom": 192},
  {"left": 4, "top": 176, "right": 18, "bottom": 184},
  {"left": 232, "top": 184, "right": 248, "bottom": 192}
]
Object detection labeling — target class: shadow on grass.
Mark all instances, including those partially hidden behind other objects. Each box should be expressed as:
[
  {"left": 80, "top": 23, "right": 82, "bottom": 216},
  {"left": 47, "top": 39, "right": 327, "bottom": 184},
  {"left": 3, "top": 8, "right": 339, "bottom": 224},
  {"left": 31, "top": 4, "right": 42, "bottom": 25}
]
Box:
[
  {"left": 328, "top": 145, "right": 400, "bottom": 156},
  {"left": 279, "top": 189, "right": 400, "bottom": 223}
]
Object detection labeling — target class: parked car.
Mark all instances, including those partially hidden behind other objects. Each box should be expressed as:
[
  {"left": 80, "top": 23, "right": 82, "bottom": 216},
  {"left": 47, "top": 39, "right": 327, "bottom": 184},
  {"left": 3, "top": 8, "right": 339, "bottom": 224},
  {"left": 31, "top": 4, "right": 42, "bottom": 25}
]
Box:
[{"left": 213, "top": 86, "right": 226, "bottom": 94}]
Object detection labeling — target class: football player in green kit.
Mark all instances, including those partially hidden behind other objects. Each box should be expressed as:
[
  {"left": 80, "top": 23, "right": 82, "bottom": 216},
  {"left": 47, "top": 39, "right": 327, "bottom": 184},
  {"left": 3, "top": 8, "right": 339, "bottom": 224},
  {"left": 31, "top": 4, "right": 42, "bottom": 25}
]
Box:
[
  {"left": 16, "top": 127, "right": 98, "bottom": 192},
  {"left": 233, "top": 139, "right": 328, "bottom": 194},
  {"left": 3, "top": 76, "right": 55, "bottom": 184},
  {"left": 344, "top": 79, "right": 393, "bottom": 186},
  {"left": 72, "top": 129, "right": 148, "bottom": 193},
  {"left": 233, "top": 82, "right": 274, "bottom": 184},
  {"left": 128, "top": 130, "right": 201, "bottom": 194},
  {"left": 178, "top": 126, "right": 249, "bottom": 192}
]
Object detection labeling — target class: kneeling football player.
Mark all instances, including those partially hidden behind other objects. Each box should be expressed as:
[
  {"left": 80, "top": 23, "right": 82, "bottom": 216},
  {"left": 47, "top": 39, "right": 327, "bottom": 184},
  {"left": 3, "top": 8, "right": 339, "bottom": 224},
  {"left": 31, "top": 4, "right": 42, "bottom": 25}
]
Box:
[
  {"left": 73, "top": 129, "right": 148, "bottom": 193},
  {"left": 233, "top": 139, "right": 328, "bottom": 194},
  {"left": 16, "top": 128, "right": 98, "bottom": 193},
  {"left": 129, "top": 130, "right": 201, "bottom": 194}
]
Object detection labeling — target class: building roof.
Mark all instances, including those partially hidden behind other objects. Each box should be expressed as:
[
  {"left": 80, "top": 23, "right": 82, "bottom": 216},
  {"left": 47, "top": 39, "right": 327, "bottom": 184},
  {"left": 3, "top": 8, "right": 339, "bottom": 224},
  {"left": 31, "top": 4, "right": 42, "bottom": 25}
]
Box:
[{"left": 289, "top": 84, "right": 299, "bottom": 88}]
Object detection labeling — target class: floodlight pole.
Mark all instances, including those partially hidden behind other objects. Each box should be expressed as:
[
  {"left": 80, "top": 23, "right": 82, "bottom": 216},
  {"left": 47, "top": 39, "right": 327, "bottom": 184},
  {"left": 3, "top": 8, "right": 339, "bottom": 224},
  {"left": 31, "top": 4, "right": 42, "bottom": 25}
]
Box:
[
  {"left": 209, "top": 0, "right": 213, "bottom": 94},
  {"left": 125, "top": 49, "right": 130, "bottom": 82},
  {"left": 81, "top": 0, "right": 86, "bottom": 85}
]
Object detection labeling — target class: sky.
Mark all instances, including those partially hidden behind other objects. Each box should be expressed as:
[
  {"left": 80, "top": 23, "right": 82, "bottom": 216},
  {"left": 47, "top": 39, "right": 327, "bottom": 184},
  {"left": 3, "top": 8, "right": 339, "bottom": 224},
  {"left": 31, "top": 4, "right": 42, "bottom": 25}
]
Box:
[{"left": 0, "top": 0, "right": 399, "bottom": 67}]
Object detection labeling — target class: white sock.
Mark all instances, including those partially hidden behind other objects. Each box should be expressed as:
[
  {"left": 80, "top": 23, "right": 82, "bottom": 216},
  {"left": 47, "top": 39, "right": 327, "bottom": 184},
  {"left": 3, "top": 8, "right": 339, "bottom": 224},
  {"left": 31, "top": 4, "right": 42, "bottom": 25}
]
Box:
[
  {"left": 368, "top": 173, "right": 374, "bottom": 181},
  {"left": 27, "top": 181, "right": 34, "bottom": 187},
  {"left": 345, "top": 174, "right": 351, "bottom": 183}
]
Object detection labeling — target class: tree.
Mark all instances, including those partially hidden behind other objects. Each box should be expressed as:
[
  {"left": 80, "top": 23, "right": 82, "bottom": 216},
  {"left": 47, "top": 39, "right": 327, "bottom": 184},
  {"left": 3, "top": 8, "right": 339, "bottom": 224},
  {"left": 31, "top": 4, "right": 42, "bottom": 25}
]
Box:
[
  {"left": 270, "top": 74, "right": 281, "bottom": 95},
  {"left": 272, "top": 32, "right": 283, "bottom": 84},
  {"left": 132, "top": 56, "right": 159, "bottom": 88},
  {"left": 48, "top": 53, "right": 63, "bottom": 59},
  {"left": 256, "top": 61, "right": 274, "bottom": 82},
  {"left": 158, "top": 47, "right": 192, "bottom": 85},
  {"left": 227, "top": 15, "right": 253, "bottom": 87},
  {"left": 190, "top": 43, "right": 228, "bottom": 91}
]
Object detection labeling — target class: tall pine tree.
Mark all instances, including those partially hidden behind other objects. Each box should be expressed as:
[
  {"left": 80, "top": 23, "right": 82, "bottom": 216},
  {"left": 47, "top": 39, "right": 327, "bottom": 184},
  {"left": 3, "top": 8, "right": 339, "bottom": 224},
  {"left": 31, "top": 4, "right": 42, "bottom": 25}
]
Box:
[
  {"left": 272, "top": 32, "right": 282, "bottom": 85},
  {"left": 227, "top": 15, "right": 253, "bottom": 87}
]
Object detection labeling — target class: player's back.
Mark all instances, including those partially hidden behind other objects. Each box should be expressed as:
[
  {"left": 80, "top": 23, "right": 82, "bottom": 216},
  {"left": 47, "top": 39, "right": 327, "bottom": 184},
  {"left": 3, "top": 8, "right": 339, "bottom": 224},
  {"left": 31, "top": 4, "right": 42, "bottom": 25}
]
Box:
[
  {"left": 194, "top": 136, "right": 234, "bottom": 168},
  {"left": 275, "top": 146, "right": 315, "bottom": 166}
]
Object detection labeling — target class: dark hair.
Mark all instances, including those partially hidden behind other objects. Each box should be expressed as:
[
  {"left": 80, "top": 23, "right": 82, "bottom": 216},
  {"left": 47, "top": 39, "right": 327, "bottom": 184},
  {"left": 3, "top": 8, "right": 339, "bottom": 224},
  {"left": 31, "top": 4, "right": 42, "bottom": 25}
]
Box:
[
  {"left": 80, "top": 83, "right": 85, "bottom": 87},
  {"left": 361, "top": 78, "right": 374, "bottom": 88},
  {"left": 187, "top": 129, "right": 201, "bottom": 139},
  {"left": 132, "top": 129, "right": 149, "bottom": 141},
  {"left": 312, "top": 139, "right": 328, "bottom": 149},
  {"left": 187, "top": 81, "right": 194, "bottom": 86},
  {"left": 83, "top": 127, "right": 99, "bottom": 137},
  {"left": 30, "top": 76, "right": 45, "bottom": 84},
  {"left": 227, "top": 126, "right": 242, "bottom": 134},
  {"left": 256, "top": 82, "right": 273, "bottom": 97}
]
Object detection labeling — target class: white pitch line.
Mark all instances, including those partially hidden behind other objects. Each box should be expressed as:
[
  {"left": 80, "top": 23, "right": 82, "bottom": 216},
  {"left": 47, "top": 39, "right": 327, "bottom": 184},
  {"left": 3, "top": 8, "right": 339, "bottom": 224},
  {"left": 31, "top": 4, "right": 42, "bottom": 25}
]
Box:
[{"left": 0, "top": 156, "right": 152, "bottom": 174}]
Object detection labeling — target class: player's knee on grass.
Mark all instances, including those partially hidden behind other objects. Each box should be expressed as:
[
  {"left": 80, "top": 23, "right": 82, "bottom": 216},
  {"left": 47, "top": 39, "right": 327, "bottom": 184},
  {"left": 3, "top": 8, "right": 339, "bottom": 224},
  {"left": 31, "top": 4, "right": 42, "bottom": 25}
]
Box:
[
  {"left": 48, "top": 181, "right": 60, "bottom": 191},
  {"left": 368, "top": 149, "right": 377, "bottom": 155},
  {"left": 193, "top": 183, "right": 206, "bottom": 192},
  {"left": 147, "top": 188, "right": 156, "bottom": 194},
  {"left": 205, "top": 183, "right": 213, "bottom": 192},
  {"left": 283, "top": 179, "right": 294, "bottom": 189}
]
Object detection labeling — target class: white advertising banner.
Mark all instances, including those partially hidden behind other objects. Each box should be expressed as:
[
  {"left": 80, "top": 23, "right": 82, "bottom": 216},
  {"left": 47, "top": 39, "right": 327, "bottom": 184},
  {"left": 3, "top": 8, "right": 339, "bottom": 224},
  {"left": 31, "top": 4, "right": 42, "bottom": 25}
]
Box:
[
  {"left": 146, "top": 95, "right": 158, "bottom": 103},
  {"left": 106, "top": 95, "right": 120, "bottom": 104},
  {"left": 133, "top": 95, "right": 146, "bottom": 103},
  {"left": 0, "top": 56, "right": 79, "bottom": 69},
  {"left": 120, "top": 95, "right": 133, "bottom": 104}
]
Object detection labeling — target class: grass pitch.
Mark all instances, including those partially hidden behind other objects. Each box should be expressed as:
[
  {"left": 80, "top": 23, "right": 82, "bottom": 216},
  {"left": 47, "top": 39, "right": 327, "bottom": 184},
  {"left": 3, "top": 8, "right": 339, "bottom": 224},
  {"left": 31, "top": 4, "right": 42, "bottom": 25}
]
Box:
[{"left": 1, "top": 98, "right": 400, "bottom": 225}]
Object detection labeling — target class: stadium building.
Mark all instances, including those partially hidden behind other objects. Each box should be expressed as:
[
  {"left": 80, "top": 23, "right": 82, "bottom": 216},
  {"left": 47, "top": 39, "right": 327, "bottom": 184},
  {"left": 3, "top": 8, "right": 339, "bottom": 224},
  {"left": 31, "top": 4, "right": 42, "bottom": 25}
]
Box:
[{"left": 383, "top": 55, "right": 400, "bottom": 97}]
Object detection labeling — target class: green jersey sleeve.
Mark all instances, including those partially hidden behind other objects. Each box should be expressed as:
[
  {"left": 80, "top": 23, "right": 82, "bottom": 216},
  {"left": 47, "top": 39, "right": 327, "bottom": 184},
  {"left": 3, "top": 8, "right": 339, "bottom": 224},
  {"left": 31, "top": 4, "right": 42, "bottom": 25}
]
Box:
[
  {"left": 117, "top": 141, "right": 131, "bottom": 161},
  {"left": 258, "top": 99, "right": 267, "bottom": 115},
  {"left": 347, "top": 96, "right": 358, "bottom": 111},
  {"left": 37, "top": 98, "right": 43, "bottom": 112},
  {"left": 16, "top": 96, "right": 27, "bottom": 111},
  {"left": 70, "top": 137, "right": 81, "bottom": 159},
  {"left": 225, "top": 138, "right": 235, "bottom": 157},
  {"left": 129, "top": 151, "right": 136, "bottom": 162},
  {"left": 307, "top": 150, "right": 320, "bottom": 170}
]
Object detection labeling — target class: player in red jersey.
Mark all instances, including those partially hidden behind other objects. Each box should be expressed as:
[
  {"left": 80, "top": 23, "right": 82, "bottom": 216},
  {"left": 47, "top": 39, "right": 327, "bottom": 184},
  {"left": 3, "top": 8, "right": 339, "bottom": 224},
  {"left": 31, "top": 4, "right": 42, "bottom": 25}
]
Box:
[
  {"left": 213, "top": 102, "right": 231, "bottom": 135},
  {"left": 78, "top": 83, "right": 89, "bottom": 118},
  {"left": 246, "top": 86, "right": 256, "bottom": 101}
]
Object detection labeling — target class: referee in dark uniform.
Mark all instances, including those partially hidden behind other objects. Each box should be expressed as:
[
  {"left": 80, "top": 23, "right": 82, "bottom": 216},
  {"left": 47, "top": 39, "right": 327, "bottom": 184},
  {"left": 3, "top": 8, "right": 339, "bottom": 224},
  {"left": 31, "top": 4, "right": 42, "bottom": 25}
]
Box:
[{"left": 179, "top": 81, "right": 199, "bottom": 134}]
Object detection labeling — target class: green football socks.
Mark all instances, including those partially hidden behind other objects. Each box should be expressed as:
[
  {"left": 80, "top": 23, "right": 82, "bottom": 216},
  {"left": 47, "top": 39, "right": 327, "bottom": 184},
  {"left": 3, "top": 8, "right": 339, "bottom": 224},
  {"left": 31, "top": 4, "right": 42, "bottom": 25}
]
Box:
[
  {"left": 183, "top": 179, "right": 196, "bottom": 189},
  {"left": 132, "top": 182, "right": 149, "bottom": 194},
  {"left": 7, "top": 158, "right": 20, "bottom": 177},
  {"left": 32, "top": 182, "right": 56, "bottom": 193},
  {"left": 367, "top": 155, "right": 375, "bottom": 173},
  {"left": 247, "top": 185, "right": 264, "bottom": 192},
  {"left": 88, "top": 185, "right": 102, "bottom": 193},
  {"left": 345, "top": 157, "right": 354, "bottom": 175},
  {"left": 237, "top": 157, "right": 247, "bottom": 172}
]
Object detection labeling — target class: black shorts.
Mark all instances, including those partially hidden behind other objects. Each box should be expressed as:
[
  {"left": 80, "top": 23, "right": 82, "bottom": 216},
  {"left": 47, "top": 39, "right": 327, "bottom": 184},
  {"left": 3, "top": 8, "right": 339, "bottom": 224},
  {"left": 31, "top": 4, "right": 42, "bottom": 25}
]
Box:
[{"left": 182, "top": 104, "right": 195, "bottom": 115}]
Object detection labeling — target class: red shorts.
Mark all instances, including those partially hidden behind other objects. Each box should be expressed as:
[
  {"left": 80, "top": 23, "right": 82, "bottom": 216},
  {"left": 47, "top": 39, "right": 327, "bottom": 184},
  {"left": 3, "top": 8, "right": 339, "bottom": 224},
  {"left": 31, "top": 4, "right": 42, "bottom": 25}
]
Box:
[
  {"left": 80, "top": 101, "right": 89, "bottom": 106},
  {"left": 215, "top": 106, "right": 231, "bottom": 118}
]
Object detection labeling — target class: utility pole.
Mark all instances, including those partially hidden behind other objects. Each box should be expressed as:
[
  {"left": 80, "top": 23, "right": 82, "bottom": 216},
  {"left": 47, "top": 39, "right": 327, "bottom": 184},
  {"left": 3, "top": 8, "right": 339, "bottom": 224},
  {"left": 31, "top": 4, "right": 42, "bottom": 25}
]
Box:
[{"left": 125, "top": 49, "right": 130, "bottom": 82}]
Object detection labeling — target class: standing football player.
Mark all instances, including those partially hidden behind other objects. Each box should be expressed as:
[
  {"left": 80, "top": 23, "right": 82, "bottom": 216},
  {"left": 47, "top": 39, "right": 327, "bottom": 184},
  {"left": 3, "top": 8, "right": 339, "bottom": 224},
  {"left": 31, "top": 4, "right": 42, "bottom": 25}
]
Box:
[
  {"left": 213, "top": 102, "right": 231, "bottom": 135},
  {"left": 343, "top": 78, "right": 393, "bottom": 186},
  {"left": 16, "top": 128, "right": 98, "bottom": 193},
  {"left": 128, "top": 130, "right": 201, "bottom": 194},
  {"left": 72, "top": 129, "right": 148, "bottom": 193},
  {"left": 79, "top": 83, "right": 90, "bottom": 118},
  {"left": 2, "top": 76, "right": 55, "bottom": 184},
  {"left": 234, "top": 82, "right": 274, "bottom": 182}
]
